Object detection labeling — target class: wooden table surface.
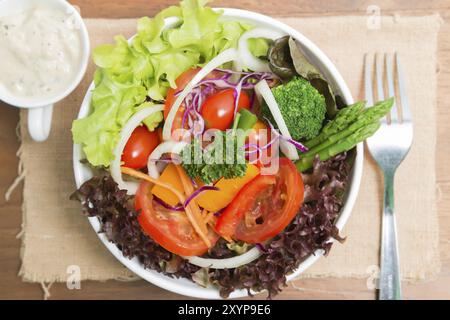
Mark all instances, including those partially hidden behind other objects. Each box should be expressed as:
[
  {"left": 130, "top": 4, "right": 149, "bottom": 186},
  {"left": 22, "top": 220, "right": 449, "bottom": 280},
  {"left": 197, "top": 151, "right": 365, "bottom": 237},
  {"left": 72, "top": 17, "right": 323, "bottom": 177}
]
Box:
[{"left": 1, "top": 0, "right": 449, "bottom": 300}]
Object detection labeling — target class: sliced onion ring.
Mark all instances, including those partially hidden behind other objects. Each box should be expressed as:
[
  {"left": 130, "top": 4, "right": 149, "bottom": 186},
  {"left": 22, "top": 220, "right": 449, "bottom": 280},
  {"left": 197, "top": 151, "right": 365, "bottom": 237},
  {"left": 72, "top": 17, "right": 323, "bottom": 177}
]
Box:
[
  {"left": 254, "top": 80, "right": 299, "bottom": 160},
  {"left": 162, "top": 48, "right": 239, "bottom": 141},
  {"left": 184, "top": 246, "right": 262, "bottom": 269},
  {"left": 110, "top": 105, "right": 164, "bottom": 195},
  {"left": 147, "top": 141, "right": 187, "bottom": 179},
  {"left": 237, "top": 28, "right": 284, "bottom": 72}
]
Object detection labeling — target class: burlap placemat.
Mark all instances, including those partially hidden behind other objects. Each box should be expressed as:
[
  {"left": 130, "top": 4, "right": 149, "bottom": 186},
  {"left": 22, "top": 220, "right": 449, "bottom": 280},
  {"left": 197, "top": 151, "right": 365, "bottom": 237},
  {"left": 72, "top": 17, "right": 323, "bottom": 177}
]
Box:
[{"left": 15, "top": 15, "right": 441, "bottom": 288}]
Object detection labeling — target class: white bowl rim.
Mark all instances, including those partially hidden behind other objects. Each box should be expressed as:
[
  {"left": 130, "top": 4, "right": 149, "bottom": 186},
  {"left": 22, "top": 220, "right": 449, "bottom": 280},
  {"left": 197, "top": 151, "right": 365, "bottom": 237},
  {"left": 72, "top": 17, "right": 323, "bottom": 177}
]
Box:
[{"left": 72, "top": 7, "right": 363, "bottom": 299}]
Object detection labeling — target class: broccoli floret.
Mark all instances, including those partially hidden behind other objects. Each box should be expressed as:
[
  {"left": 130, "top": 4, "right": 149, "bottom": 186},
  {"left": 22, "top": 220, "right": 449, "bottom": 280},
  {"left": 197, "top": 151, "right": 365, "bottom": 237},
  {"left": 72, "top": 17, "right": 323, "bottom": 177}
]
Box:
[{"left": 261, "top": 77, "right": 326, "bottom": 141}]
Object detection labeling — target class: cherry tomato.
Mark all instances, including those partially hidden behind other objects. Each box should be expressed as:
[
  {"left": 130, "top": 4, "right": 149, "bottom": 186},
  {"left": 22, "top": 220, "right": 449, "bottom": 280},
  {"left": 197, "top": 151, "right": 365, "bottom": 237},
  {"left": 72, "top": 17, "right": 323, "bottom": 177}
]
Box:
[
  {"left": 164, "top": 68, "right": 201, "bottom": 133},
  {"left": 121, "top": 126, "right": 159, "bottom": 169},
  {"left": 135, "top": 181, "right": 218, "bottom": 256},
  {"left": 247, "top": 120, "right": 270, "bottom": 144},
  {"left": 246, "top": 120, "right": 273, "bottom": 166},
  {"left": 164, "top": 68, "right": 221, "bottom": 135},
  {"left": 201, "top": 89, "right": 251, "bottom": 131},
  {"left": 215, "top": 158, "right": 304, "bottom": 243}
]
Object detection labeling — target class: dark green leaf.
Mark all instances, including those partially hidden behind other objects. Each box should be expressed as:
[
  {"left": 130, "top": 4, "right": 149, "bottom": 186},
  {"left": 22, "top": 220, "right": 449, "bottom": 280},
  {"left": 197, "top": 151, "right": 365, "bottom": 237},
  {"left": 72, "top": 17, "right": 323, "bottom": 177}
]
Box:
[
  {"left": 309, "top": 77, "right": 338, "bottom": 118},
  {"left": 288, "top": 37, "right": 338, "bottom": 118},
  {"left": 268, "top": 36, "right": 296, "bottom": 79}
]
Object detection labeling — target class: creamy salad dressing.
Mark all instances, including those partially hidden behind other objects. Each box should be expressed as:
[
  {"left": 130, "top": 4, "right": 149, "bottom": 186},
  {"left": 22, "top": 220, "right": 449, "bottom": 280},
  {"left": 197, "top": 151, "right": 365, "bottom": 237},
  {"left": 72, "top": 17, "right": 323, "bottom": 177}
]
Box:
[{"left": 0, "top": 7, "right": 82, "bottom": 99}]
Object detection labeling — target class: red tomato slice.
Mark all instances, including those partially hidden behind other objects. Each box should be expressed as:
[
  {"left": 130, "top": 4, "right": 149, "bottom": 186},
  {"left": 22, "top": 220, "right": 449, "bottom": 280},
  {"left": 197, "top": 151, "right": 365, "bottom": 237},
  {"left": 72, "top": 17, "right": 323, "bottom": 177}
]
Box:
[
  {"left": 215, "top": 175, "right": 275, "bottom": 238},
  {"left": 121, "top": 126, "right": 159, "bottom": 169},
  {"left": 201, "top": 89, "right": 250, "bottom": 131},
  {"left": 215, "top": 158, "right": 304, "bottom": 243},
  {"left": 135, "top": 181, "right": 218, "bottom": 256}
]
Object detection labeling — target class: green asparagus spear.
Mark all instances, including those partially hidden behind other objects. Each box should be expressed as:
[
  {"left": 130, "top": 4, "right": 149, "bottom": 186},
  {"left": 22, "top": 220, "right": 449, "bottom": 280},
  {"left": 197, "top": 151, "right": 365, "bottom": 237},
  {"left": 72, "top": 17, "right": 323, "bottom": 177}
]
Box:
[
  {"left": 350, "top": 98, "right": 394, "bottom": 129},
  {"left": 305, "top": 98, "right": 393, "bottom": 150},
  {"left": 296, "top": 121, "right": 381, "bottom": 172},
  {"left": 302, "top": 98, "right": 394, "bottom": 157},
  {"left": 302, "top": 123, "right": 360, "bottom": 158},
  {"left": 304, "top": 101, "right": 365, "bottom": 149}
]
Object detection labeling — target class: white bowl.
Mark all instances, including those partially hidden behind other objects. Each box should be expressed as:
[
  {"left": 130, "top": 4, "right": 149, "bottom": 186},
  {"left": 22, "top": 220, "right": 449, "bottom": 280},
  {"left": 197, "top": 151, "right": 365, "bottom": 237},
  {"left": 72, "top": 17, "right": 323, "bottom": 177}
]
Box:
[{"left": 73, "top": 8, "right": 363, "bottom": 299}]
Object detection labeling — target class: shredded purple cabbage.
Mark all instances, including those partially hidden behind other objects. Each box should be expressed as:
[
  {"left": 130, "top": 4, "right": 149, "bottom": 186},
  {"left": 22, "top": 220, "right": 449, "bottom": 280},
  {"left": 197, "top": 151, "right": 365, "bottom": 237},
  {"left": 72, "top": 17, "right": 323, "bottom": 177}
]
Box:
[
  {"left": 71, "top": 151, "right": 353, "bottom": 299},
  {"left": 184, "top": 185, "right": 219, "bottom": 207},
  {"left": 266, "top": 119, "right": 308, "bottom": 153},
  {"left": 178, "top": 69, "right": 276, "bottom": 137},
  {"left": 153, "top": 196, "right": 184, "bottom": 212},
  {"left": 214, "top": 208, "right": 225, "bottom": 217},
  {"left": 255, "top": 243, "right": 268, "bottom": 253}
]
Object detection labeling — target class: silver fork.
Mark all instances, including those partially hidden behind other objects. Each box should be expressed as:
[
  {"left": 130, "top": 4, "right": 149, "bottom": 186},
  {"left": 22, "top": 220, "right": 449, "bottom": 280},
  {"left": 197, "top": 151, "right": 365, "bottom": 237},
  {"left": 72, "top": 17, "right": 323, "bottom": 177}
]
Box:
[{"left": 364, "top": 53, "right": 413, "bottom": 300}]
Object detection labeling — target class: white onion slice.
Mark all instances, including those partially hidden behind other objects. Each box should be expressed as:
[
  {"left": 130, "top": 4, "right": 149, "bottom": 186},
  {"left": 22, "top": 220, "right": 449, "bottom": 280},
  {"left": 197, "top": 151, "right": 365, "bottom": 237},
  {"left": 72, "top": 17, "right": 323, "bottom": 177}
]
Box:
[
  {"left": 110, "top": 105, "right": 164, "bottom": 195},
  {"left": 254, "top": 80, "right": 299, "bottom": 160},
  {"left": 147, "top": 141, "right": 188, "bottom": 179},
  {"left": 184, "top": 247, "right": 262, "bottom": 269},
  {"left": 237, "top": 28, "right": 284, "bottom": 72},
  {"left": 162, "top": 48, "right": 239, "bottom": 141}
]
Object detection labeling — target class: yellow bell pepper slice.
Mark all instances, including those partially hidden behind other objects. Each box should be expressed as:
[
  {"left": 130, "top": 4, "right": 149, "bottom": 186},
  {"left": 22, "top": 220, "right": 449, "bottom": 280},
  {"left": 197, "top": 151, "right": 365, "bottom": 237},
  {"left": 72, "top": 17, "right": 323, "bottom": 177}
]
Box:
[
  {"left": 196, "top": 164, "right": 260, "bottom": 212},
  {"left": 151, "top": 164, "right": 185, "bottom": 206}
]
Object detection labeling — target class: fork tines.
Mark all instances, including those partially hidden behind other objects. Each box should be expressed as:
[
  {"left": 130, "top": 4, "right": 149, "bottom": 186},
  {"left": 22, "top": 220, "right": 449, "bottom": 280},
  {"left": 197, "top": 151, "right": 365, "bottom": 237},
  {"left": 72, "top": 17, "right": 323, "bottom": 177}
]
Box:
[{"left": 364, "top": 53, "right": 412, "bottom": 124}]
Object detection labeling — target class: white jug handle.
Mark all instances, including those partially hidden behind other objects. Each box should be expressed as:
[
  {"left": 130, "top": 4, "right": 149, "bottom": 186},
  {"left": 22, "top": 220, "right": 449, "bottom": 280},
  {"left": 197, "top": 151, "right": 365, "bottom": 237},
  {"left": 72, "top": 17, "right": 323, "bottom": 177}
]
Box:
[{"left": 27, "top": 105, "right": 53, "bottom": 142}]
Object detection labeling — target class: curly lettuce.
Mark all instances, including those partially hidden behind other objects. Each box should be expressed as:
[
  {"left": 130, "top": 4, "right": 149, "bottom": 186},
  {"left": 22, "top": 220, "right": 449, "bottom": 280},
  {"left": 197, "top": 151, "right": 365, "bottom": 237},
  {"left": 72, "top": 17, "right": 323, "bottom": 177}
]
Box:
[{"left": 72, "top": 0, "right": 269, "bottom": 167}]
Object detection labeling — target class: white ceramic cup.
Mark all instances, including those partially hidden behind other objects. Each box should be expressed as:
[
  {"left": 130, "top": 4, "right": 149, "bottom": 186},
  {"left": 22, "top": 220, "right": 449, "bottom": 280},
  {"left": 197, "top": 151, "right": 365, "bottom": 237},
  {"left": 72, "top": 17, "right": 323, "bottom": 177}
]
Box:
[{"left": 0, "top": 0, "right": 90, "bottom": 142}]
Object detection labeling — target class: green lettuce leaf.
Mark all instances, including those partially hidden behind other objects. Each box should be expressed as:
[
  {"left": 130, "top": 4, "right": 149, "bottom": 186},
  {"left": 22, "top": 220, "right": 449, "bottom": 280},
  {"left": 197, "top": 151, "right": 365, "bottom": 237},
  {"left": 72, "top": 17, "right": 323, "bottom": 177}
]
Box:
[
  {"left": 248, "top": 38, "right": 270, "bottom": 58},
  {"left": 72, "top": 68, "right": 149, "bottom": 166},
  {"left": 135, "top": 102, "right": 164, "bottom": 131}
]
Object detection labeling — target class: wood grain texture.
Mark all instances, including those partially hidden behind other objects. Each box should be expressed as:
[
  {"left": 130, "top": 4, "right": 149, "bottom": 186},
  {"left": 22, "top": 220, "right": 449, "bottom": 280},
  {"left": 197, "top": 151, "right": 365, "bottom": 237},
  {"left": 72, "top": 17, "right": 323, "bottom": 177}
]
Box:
[{"left": 0, "top": 0, "right": 449, "bottom": 300}]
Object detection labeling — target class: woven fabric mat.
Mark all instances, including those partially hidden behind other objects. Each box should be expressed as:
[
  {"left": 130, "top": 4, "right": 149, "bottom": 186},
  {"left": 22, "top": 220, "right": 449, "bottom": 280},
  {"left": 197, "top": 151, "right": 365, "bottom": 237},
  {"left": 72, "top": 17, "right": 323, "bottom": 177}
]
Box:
[{"left": 17, "top": 15, "right": 441, "bottom": 285}]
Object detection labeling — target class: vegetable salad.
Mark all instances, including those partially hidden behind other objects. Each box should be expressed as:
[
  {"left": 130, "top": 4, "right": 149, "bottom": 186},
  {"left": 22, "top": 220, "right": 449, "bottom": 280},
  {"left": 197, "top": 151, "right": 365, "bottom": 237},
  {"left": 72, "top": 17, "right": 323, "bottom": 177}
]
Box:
[{"left": 71, "top": 0, "right": 393, "bottom": 298}]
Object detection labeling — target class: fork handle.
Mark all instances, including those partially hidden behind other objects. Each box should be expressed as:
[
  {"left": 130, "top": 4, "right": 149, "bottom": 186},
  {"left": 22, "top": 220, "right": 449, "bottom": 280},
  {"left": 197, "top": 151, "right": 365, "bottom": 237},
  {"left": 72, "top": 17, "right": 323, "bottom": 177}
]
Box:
[{"left": 379, "top": 170, "right": 402, "bottom": 300}]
